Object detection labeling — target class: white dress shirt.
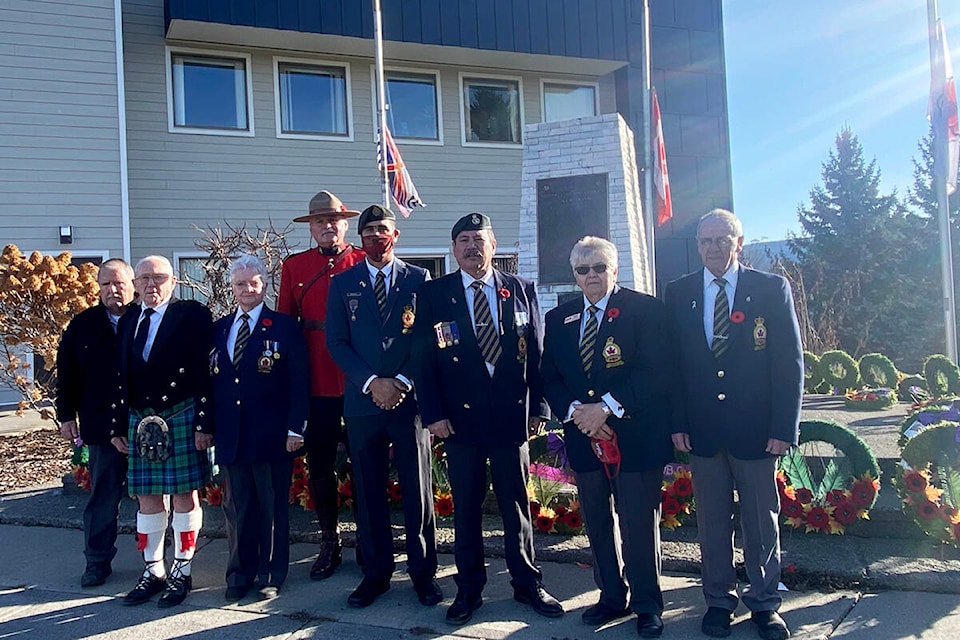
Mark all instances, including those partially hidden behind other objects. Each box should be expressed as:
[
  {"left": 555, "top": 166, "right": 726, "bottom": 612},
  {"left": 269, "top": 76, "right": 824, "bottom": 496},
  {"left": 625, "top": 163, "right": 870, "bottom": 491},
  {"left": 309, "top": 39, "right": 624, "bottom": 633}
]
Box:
[
  {"left": 563, "top": 288, "right": 625, "bottom": 421},
  {"left": 702, "top": 262, "right": 740, "bottom": 348},
  {"left": 361, "top": 258, "right": 413, "bottom": 395},
  {"left": 226, "top": 302, "right": 264, "bottom": 357},
  {"left": 461, "top": 269, "right": 500, "bottom": 377},
  {"left": 135, "top": 300, "right": 170, "bottom": 361}
]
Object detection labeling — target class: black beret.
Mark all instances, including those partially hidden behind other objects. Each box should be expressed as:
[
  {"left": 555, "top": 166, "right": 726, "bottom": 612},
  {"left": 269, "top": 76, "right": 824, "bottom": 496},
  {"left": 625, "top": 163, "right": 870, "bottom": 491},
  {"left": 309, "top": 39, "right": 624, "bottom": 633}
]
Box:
[
  {"left": 451, "top": 212, "right": 492, "bottom": 240},
  {"left": 357, "top": 204, "right": 396, "bottom": 233}
]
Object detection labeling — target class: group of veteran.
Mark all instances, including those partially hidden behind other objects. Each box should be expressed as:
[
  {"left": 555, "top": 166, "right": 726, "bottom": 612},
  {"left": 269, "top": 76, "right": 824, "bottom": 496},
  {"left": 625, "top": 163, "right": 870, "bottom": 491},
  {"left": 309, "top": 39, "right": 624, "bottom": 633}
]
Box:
[{"left": 55, "top": 195, "right": 801, "bottom": 640}]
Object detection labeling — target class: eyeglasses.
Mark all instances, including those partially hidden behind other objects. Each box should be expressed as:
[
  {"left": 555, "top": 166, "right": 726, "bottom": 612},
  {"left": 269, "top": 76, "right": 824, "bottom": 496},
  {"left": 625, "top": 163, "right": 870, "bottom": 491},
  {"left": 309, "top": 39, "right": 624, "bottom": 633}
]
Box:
[
  {"left": 135, "top": 274, "right": 171, "bottom": 285},
  {"left": 574, "top": 263, "right": 608, "bottom": 275},
  {"left": 696, "top": 236, "right": 736, "bottom": 249}
]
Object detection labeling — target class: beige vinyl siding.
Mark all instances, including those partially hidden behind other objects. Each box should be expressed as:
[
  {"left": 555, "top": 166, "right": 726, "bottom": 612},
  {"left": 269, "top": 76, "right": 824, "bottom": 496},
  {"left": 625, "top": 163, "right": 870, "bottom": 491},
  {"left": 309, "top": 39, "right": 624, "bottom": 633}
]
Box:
[
  {"left": 0, "top": 0, "right": 123, "bottom": 256},
  {"left": 121, "top": 0, "right": 618, "bottom": 262}
]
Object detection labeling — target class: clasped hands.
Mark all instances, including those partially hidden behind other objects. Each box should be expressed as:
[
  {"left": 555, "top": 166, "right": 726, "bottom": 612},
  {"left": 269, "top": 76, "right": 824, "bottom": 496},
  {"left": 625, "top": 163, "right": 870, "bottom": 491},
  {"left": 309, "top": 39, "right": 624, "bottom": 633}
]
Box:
[
  {"left": 369, "top": 377, "right": 408, "bottom": 411},
  {"left": 572, "top": 403, "right": 614, "bottom": 441}
]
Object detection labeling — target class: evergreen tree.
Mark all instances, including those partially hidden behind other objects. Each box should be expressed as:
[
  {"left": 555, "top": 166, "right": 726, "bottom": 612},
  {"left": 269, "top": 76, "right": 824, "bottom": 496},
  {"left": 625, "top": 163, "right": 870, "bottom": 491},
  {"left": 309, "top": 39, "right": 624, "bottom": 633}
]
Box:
[{"left": 789, "top": 128, "right": 932, "bottom": 369}]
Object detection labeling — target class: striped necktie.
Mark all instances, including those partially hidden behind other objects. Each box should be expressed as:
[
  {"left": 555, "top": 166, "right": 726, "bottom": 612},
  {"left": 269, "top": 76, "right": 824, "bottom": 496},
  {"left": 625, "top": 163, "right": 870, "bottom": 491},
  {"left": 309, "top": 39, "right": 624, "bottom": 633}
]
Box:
[
  {"left": 580, "top": 305, "right": 599, "bottom": 376},
  {"left": 712, "top": 278, "right": 730, "bottom": 358},
  {"left": 233, "top": 313, "right": 250, "bottom": 366},
  {"left": 374, "top": 270, "right": 387, "bottom": 319},
  {"left": 471, "top": 281, "right": 501, "bottom": 369}
]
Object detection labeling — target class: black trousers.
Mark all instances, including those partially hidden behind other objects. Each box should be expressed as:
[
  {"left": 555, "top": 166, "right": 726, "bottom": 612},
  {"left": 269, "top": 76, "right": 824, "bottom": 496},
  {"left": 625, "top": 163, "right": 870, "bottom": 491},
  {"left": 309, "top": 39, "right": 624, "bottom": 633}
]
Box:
[
  {"left": 446, "top": 440, "right": 540, "bottom": 593},
  {"left": 221, "top": 460, "right": 293, "bottom": 589},
  {"left": 346, "top": 407, "right": 437, "bottom": 582},
  {"left": 83, "top": 443, "right": 127, "bottom": 567},
  {"left": 577, "top": 467, "right": 664, "bottom": 614},
  {"left": 303, "top": 396, "right": 348, "bottom": 531}
]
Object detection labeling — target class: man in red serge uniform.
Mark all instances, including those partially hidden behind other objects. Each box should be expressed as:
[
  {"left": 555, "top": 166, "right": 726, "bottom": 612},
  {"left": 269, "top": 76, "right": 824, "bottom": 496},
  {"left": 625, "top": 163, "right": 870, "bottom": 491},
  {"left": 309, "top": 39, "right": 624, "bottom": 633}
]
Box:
[{"left": 277, "top": 190, "right": 365, "bottom": 579}]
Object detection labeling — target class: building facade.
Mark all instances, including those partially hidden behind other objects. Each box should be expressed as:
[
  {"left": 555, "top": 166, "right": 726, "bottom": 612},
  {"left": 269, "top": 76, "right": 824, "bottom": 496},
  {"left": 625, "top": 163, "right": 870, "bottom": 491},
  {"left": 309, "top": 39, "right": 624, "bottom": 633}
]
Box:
[{"left": 1, "top": 0, "right": 732, "bottom": 285}]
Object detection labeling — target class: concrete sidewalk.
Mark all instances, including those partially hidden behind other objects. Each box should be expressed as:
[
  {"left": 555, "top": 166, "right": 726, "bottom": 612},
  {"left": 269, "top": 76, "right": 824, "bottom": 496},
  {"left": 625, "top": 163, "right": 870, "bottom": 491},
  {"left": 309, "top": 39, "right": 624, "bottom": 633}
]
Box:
[{"left": 0, "top": 524, "right": 957, "bottom": 640}]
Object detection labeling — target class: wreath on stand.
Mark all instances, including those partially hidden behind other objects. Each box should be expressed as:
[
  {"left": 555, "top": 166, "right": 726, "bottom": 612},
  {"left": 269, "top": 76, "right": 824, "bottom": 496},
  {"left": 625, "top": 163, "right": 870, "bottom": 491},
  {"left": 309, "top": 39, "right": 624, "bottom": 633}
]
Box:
[
  {"left": 777, "top": 420, "right": 880, "bottom": 534},
  {"left": 893, "top": 422, "right": 960, "bottom": 547},
  {"left": 803, "top": 351, "right": 825, "bottom": 393},
  {"left": 898, "top": 374, "right": 930, "bottom": 404},
  {"left": 819, "top": 350, "right": 860, "bottom": 394},
  {"left": 858, "top": 353, "right": 898, "bottom": 389},
  {"left": 923, "top": 354, "right": 960, "bottom": 397}
]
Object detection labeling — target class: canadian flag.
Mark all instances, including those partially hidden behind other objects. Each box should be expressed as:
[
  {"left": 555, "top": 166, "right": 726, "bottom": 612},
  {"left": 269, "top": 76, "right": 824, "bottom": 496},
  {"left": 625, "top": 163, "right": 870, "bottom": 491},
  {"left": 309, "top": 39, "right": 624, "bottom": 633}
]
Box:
[
  {"left": 652, "top": 88, "right": 673, "bottom": 226},
  {"left": 929, "top": 18, "right": 959, "bottom": 196}
]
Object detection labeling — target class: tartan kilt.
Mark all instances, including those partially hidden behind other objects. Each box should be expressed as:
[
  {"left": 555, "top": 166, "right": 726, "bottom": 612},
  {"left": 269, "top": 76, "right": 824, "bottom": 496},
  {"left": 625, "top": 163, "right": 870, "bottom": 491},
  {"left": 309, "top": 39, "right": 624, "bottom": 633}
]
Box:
[{"left": 127, "top": 399, "right": 212, "bottom": 496}]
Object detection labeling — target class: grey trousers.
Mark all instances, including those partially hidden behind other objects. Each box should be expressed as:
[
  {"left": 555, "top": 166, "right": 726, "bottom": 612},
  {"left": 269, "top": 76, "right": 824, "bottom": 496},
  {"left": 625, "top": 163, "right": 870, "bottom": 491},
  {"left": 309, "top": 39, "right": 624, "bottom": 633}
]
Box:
[{"left": 690, "top": 451, "right": 782, "bottom": 613}]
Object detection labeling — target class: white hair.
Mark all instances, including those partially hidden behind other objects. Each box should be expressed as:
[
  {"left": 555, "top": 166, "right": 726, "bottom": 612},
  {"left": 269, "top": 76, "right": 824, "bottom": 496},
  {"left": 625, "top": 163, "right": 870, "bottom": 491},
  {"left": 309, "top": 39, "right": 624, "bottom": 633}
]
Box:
[
  {"left": 99, "top": 258, "right": 134, "bottom": 280},
  {"left": 697, "top": 208, "right": 743, "bottom": 238},
  {"left": 229, "top": 254, "right": 267, "bottom": 280},
  {"left": 135, "top": 255, "right": 173, "bottom": 275},
  {"left": 569, "top": 236, "right": 618, "bottom": 270}
]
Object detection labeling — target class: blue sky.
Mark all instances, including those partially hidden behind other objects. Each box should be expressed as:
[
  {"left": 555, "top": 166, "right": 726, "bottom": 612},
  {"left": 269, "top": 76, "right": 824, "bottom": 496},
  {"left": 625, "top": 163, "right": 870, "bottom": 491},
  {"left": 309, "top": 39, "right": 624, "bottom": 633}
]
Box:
[{"left": 723, "top": 0, "right": 960, "bottom": 242}]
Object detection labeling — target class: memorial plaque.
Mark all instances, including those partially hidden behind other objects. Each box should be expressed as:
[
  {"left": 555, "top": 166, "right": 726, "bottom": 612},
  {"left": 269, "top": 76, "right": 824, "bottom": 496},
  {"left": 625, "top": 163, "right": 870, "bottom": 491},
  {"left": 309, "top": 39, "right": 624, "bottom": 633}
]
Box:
[{"left": 536, "top": 174, "right": 608, "bottom": 284}]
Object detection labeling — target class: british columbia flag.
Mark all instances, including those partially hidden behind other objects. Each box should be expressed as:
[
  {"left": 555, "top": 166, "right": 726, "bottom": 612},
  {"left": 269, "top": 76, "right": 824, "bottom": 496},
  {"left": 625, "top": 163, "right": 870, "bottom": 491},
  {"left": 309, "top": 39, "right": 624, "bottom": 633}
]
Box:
[{"left": 378, "top": 126, "right": 426, "bottom": 217}]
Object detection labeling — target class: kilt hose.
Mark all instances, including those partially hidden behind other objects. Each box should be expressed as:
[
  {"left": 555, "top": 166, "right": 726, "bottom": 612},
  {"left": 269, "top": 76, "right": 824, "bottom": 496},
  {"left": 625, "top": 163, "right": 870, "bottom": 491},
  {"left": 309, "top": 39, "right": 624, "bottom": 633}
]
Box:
[{"left": 127, "top": 399, "right": 212, "bottom": 496}]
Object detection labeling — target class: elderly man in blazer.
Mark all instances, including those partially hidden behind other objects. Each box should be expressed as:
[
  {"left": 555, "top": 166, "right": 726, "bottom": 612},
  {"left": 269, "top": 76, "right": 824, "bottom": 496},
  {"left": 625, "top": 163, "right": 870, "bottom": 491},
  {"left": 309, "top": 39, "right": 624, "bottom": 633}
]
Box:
[
  {"left": 112, "top": 255, "right": 214, "bottom": 609},
  {"left": 414, "top": 213, "right": 563, "bottom": 626},
  {"left": 57, "top": 258, "right": 136, "bottom": 588},
  {"left": 541, "top": 236, "right": 673, "bottom": 638},
  {"left": 326, "top": 204, "right": 440, "bottom": 609},
  {"left": 212, "top": 254, "right": 309, "bottom": 602},
  {"left": 666, "top": 209, "right": 803, "bottom": 640}
]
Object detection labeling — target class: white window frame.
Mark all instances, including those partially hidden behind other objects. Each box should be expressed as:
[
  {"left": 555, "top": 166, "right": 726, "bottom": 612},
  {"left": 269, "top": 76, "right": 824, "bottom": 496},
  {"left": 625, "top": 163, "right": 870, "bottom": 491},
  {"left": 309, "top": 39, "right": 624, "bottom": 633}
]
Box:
[
  {"left": 173, "top": 251, "right": 210, "bottom": 301},
  {"left": 165, "top": 46, "right": 255, "bottom": 137},
  {"left": 67, "top": 250, "right": 111, "bottom": 265},
  {"left": 395, "top": 247, "right": 453, "bottom": 275},
  {"left": 458, "top": 72, "right": 525, "bottom": 148},
  {"left": 273, "top": 56, "right": 354, "bottom": 142},
  {"left": 539, "top": 78, "right": 600, "bottom": 122},
  {"left": 369, "top": 65, "right": 444, "bottom": 146}
]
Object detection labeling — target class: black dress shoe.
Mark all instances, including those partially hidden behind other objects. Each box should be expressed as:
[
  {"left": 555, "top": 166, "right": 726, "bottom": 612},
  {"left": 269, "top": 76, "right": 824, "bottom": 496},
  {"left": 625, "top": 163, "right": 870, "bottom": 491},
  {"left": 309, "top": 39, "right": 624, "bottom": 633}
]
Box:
[
  {"left": 513, "top": 583, "right": 564, "bottom": 618},
  {"left": 446, "top": 591, "right": 483, "bottom": 625},
  {"left": 636, "top": 612, "right": 664, "bottom": 638},
  {"left": 224, "top": 585, "right": 249, "bottom": 601},
  {"left": 347, "top": 577, "right": 390, "bottom": 608},
  {"left": 413, "top": 577, "right": 443, "bottom": 606},
  {"left": 702, "top": 607, "right": 734, "bottom": 638},
  {"left": 258, "top": 585, "right": 280, "bottom": 601},
  {"left": 122, "top": 574, "right": 166, "bottom": 606},
  {"left": 157, "top": 564, "right": 192, "bottom": 609},
  {"left": 310, "top": 535, "right": 342, "bottom": 580},
  {"left": 81, "top": 564, "right": 112, "bottom": 588},
  {"left": 751, "top": 610, "right": 790, "bottom": 640},
  {"left": 581, "top": 602, "right": 631, "bottom": 626}
]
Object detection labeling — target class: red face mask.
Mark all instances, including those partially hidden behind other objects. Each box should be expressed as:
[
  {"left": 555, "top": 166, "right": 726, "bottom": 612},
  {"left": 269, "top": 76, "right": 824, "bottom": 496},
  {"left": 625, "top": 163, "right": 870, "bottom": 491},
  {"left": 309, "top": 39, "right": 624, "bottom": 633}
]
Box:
[{"left": 362, "top": 235, "right": 395, "bottom": 262}]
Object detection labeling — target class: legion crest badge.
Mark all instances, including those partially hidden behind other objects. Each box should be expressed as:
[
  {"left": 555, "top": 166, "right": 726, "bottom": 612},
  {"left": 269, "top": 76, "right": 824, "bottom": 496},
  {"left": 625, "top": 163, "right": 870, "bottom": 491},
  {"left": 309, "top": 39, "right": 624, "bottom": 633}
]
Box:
[
  {"left": 401, "top": 305, "right": 415, "bottom": 334},
  {"left": 517, "top": 334, "right": 527, "bottom": 364},
  {"left": 753, "top": 317, "right": 767, "bottom": 351},
  {"left": 603, "top": 336, "right": 624, "bottom": 368}
]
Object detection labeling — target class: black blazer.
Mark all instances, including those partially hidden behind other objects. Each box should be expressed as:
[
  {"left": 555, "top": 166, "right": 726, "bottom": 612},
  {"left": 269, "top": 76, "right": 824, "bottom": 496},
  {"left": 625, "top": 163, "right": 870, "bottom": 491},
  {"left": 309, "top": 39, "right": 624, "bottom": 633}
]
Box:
[
  {"left": 414, "top": 269, "right": 548, "bottom": 446},
  {"left": 665, "top": 266, "right": 804, "bottom": 459},
  {"left": 56, "top": 303, "right": 132, "bottom": 445},
  {"left": 115, "top": 299, "right": 214, "bottom": 437},
  {"left": 541, "top": 287, "right": 673, "bottom": 473}
]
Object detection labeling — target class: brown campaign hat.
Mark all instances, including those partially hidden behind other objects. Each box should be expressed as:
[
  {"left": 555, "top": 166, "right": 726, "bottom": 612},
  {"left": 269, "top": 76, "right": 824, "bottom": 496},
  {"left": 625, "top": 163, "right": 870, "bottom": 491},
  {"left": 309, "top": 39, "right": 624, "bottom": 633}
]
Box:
[{"left": 293, "top": 190, "right": 361, "bottom": 222}]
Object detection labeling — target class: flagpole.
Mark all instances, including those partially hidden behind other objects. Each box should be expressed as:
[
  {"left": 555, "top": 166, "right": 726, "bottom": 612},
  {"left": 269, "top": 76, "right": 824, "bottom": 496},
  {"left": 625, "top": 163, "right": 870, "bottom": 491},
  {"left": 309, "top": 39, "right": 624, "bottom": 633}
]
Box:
[
  {"left": 927, "top": 0, "right": 958, "bottom": 361},
  {"left": 639, "top": 0, "right": 657, "bottom": 294},
  {"left": 373, "top": 0, "right": 391, "bottom": 209}
]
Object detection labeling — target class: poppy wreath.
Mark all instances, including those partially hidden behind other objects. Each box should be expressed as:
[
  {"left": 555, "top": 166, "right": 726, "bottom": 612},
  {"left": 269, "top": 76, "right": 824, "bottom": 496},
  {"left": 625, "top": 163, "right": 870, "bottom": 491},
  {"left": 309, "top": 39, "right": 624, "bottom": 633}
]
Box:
[
  {"left": 857, "top": 353, "right": 898, "bottom": 389},
  {"left": 897, "top": 398, "right": 960, "bottom": 448},
  {"left": 923, "top": 354, "right": 960, "bottom": 397},
  {"left": 818, "top": 350, "right": 860, "bottom": 394},
  {"left": 898, "top": 374, "right": 930, "bottom": 405},
  {"left": 660, "top": 461, "right": 695, "bottom": 530},
  {"left": 843, "top": 387, "right": 897, "bottom": 411},
  {"left": 70, "top": 442, "right": 91, "bottom": 491},
  {"left": 777, "top": 419, "right": 880, "bottom": 534},
  {"left": 894, "top": 422, "right": 960, "bottom": 547},
  {"left": 803, "top": 351, "right": 824, "bottom": 393}
]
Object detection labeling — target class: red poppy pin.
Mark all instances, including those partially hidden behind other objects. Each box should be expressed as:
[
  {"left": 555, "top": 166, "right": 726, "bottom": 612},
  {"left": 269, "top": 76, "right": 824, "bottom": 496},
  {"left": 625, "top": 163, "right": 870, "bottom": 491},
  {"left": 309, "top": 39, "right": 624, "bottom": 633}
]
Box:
[
  {"left": 499, "top": 288, "right": 511, "bottom": 299},
  {"left": 730, "top": 311, "right": 745, "bottom": 324},
  {"left": 262, "top": 318, "right": 273, "bottom": 327},
  {"left": 607, "top": 308, "right": 620, "bottom": 319}
]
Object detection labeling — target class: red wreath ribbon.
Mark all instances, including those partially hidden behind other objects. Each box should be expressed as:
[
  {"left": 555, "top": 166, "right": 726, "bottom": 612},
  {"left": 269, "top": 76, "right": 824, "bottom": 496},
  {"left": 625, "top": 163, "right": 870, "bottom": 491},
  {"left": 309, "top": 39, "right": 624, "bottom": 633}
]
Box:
[
  {"left": 499, "top": 288, "right": 511, "bottom": 299},
  {"left": 607, "top": 307, "right": 620, "bottom": 319},
  {"left": 730, "top": 311, "right": 745, "bottom": 324}
]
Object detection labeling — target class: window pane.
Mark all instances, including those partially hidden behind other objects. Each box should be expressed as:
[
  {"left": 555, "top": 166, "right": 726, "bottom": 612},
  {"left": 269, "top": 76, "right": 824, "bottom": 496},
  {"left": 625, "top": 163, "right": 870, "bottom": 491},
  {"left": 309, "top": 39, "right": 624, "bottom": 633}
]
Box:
[
  {"left": 399, "top": 256, "right": 445, "bottom": 278},
  {"left": 178, "top": 258, "right": 209, "bottom": 303},
  {"left": 279, "top": 63, "right": 348, "bottom": 136},
  {"left": 386, "top": 72, "right": 438, "bottom": 140},
  {"left": 463, "top": 78, "right": 521, "bottom": 143},
  {"left": 543, "top": 83, "right": 596, "bottom": 122},
  {"left": 172, "top": 55, "right": 247, "bottom": 130}
]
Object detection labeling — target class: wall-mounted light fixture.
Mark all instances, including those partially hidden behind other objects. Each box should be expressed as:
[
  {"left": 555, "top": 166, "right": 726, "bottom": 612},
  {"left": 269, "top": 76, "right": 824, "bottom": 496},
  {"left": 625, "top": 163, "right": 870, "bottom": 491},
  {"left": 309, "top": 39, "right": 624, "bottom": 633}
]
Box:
[{"left": 59, "top": 225, "right": 73, "bottom": 245}]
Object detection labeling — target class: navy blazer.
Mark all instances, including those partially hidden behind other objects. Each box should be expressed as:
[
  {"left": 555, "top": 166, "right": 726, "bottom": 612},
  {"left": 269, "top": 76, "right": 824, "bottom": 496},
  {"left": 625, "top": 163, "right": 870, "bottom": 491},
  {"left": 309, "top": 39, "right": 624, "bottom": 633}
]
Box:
[
  {"left": 115, "top": 299, "right": 214, "bottom": 437},
  {"left": 211, "top": 306, "right": 309, "bottom": 465},
  {"left": 414, "top": 269, "right": 548, "bottom": 446},
  {"left": 326, "top": 259, "right": 429, "bottom": 418},
  {"left": 665, "top": 266, "right": 804, "bottom": 459},
  {"left": 541, "top": 287, "right": 674, "bottom": 473}
]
